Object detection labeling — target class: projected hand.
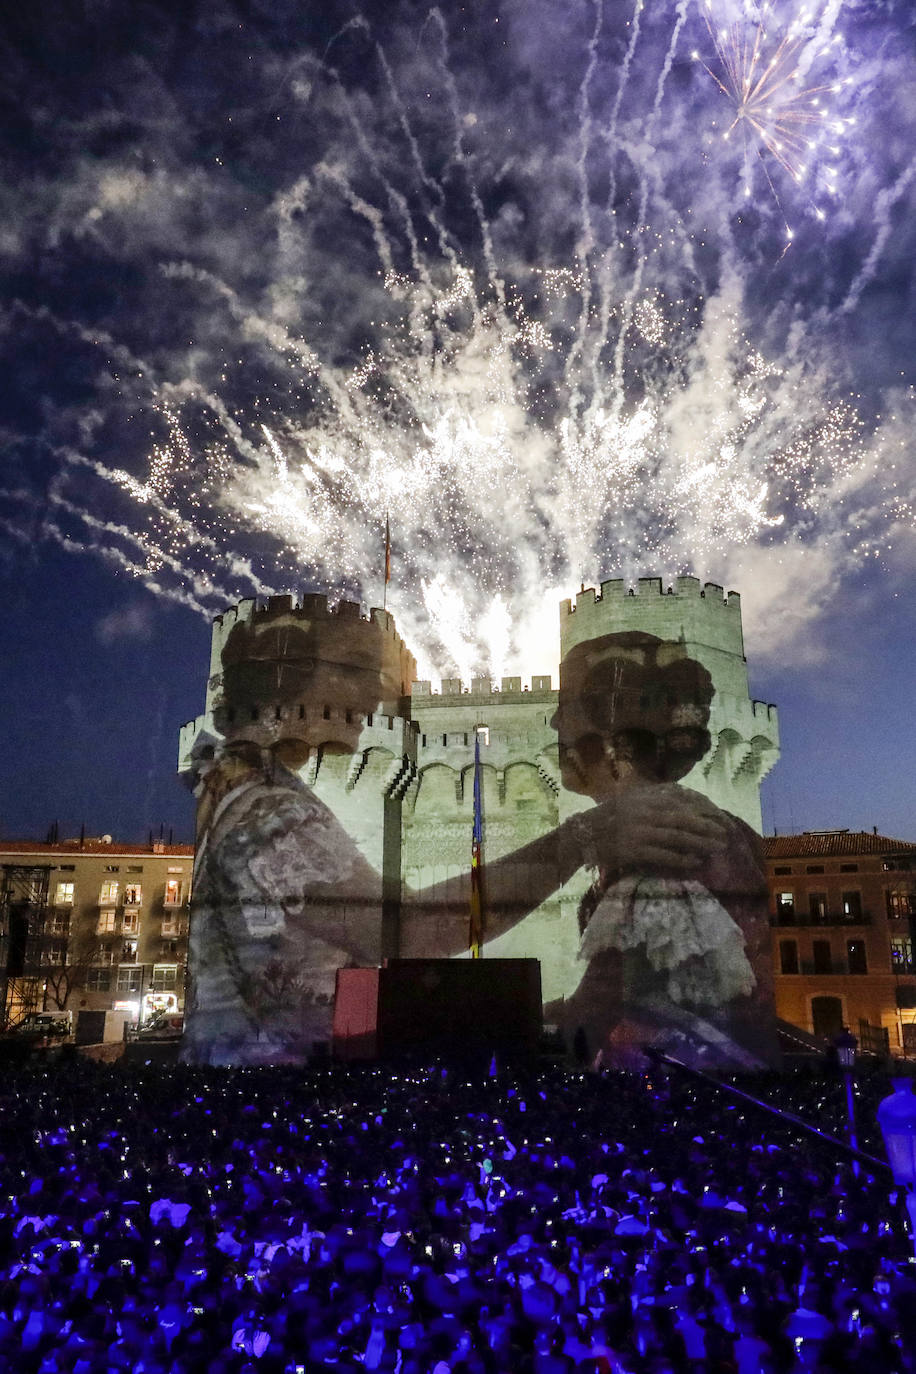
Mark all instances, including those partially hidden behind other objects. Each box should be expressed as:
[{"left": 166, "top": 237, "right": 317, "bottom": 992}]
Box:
[{"left": 569, "top": 783, "right": 730, "bottom": 876}]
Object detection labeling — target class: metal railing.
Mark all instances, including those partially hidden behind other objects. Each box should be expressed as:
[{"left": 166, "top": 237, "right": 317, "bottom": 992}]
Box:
[{"left": 772, "top": 910, "right": 871, "bottom": 927}]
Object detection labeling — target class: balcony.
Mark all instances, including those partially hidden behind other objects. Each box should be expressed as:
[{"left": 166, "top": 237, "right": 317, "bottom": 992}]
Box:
[
  {"left": 800, "top": 959, "right": 869, "bottom": 976},
  {"left": 772, "top": 911, "right": 872, "bottom": 928}
]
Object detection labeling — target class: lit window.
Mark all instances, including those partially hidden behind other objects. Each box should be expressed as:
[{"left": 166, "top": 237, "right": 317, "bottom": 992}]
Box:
[
  {"left": 167, "top": 866, "right": 184, "bottom": 873},
  {"left": 122, "top": 939, "right": 138, "bottom": 964},
  {"left": 164, "top": 879, "right": 183, "bottom": 907},
  {"left": 887, "top": 891, "right": 914, "bottom": 920},
  {"left": 97, "top": 910, "right": 117, "bottom": 935},
  {"left": 124, "top": 884, "right": 142, "bottom": 906},
  {"left": 99, "top": 880, "right": 119, "bottom": 905},
  {"left": 104, "top": 865, "right": 120, "bottom": 873},
  {"left": 55, "top": 882, "right": 75, "bottom": 906},
  {"left": 121, "top": 910, "right": 139, "bottom": 933},
  {"left": 891, "top": 937, "right": 914, "bottom": 972},
  {"left": 776, "top": 892, "right": 795, "bottom": 921},
  {"left": 842, "top": 891, "right": 863, "bottom": 921}
]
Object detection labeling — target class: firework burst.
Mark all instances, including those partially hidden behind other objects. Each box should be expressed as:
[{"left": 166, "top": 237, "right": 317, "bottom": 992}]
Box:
[
  {"left": 3, "top": 0, "right": 911, "bottom": 677},
  {"left": 694, "top": 0, "right": 855, "bottom": 224}
]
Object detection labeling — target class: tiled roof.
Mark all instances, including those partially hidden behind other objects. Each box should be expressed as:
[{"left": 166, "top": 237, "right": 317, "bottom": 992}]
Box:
[
  {"left": 0, "top": 842, "right": 193, "bottom": 857},
  {"left": 763, "top": 832, "right": 916, "bottom": 859}
]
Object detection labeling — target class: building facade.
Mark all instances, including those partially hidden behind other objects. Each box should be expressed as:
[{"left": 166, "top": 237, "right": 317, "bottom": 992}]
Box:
[
  {"left": 0, "top": 840, "right": 193, "bottom": 1027},
  {"left": 177, "top": 576, "right": 780, "bottom": 1066},
  {"left": 765, "top": 831, "right": 916, "bottom": 1053}
]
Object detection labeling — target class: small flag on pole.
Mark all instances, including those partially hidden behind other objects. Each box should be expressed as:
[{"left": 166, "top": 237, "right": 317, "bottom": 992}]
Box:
[
  {"left": 383, "top": 513, "right": 391, "bottom": 609},
  {"left": 469, "top": 732, "right": 484, "bottom": 958}
]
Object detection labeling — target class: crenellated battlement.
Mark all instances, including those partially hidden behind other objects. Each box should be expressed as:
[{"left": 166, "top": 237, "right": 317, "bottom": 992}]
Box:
[
  {"left": 205, "top": 591, "right": 416, "bottom": 717},
  {"left": 211, "top": 593, "right": 408, "bottom": 641},
  {"left": 560, "top": 574, "right": 740, "bottom": 617},
  {"left": 412, "top": 675, "right": 555, "bottom": 699},
  {"left": 560, "top": 573, "right": 748, "bottom": 693}
]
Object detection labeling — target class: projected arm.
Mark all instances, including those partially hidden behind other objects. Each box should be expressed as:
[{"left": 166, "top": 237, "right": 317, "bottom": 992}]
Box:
[{"left": 401, "top": 782, "right": 732, "bottom": 954}]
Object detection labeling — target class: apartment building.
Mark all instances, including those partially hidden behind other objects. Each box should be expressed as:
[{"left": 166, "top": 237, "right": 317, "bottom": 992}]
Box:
[
  {"left": 765, "top": 830, "right": 916, "bottom": 1054},
  {"left": 0, "top": 839, "right": 193, "bottom": 1026}
]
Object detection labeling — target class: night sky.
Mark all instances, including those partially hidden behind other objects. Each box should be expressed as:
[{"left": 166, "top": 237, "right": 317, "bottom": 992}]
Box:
[{"left": 1, "top": 0, "right": 914, "bottom": 845}]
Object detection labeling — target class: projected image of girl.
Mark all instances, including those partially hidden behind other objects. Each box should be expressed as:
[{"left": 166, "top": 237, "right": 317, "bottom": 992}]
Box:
[{"left": 553, "top": 631, "right": 774, "bottom": 1069}]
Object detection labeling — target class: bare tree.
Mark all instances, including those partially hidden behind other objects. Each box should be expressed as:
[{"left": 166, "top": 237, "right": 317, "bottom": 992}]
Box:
[{"left": 39, "top": 931, "right": 103, "bottom": 1012}]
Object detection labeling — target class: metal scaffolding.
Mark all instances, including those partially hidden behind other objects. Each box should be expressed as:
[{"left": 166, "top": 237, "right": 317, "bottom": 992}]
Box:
[{"left": 0, "top": 863, "right": 53, "bottom": 1028}]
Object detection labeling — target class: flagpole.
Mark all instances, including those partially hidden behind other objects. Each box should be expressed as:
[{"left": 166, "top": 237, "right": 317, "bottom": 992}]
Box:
[
  {"left": 469, "top": 732, "right": 484, "bottom": 958},
  {"left": 383, "top": 512, "right": 391, "bottom": 612}
]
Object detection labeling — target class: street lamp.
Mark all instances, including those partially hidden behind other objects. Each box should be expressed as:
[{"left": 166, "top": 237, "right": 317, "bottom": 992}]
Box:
[
  {"left": 834, "top": 1027, "right": 859, "bottom": 1174},
  {"left": 877, "top": 1077, "right": 916, "bottom": 1260}
]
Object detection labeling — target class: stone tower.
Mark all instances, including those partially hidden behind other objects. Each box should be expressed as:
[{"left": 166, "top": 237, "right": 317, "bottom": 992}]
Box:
[
  {"left": 560, "top": 576, "right": 778, "bottom": 831},
  {"left": 177, "top": 594, "right": 418, "bottom": 1060}
]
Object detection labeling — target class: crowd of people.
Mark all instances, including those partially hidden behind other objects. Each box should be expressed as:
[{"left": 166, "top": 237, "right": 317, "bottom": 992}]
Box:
[{"left": 1, "top": 1054, "right": 914, "bottom": 1374}]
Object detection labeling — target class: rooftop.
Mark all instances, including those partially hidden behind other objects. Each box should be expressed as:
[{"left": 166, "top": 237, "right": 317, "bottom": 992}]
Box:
[
  {"left": 764, "top": 831, "right": 916, "bottom": 859},
  {"left": 0, "top": 841, "right": 194, "bottom": 857}
]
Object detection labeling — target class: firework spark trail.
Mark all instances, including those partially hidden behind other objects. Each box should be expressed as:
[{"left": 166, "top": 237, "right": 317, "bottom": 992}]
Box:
[
  {"left": 608, "top": 0, "right": 690, "bottom": 424},
  {"left": 565, "top": 0, "right": 604, "bottom": 410},
  {"left": 797, "top": 0, "right": 844, "bottom": 79},
  {"left": 591, "top": 0, "right": 646, "bottom": 401},
  {"left": 601, "top": 0, "right": 645, "bottom": 229},
  {"left": 841, "top": 156, "right": 916, "bottom": 314},
  {"left": 373, "top": 44, "right": 468, "bottom": 291},
  {"left": 429, "top": 9, "right": 508, "bottom": 320},
  {"left": 0, "top": 492, "right": 214, "bottom": 616},
  {"left": 48, "top": 489, "right": 234, "bottom": 605},
  {"left": 58, "top": 450, "right": 276, "bottom": 598},
  {"left": 317, "top": 161, "right": 397, "bottom": 278},
  {"left": 4, "top": 301, "right": 154, "bottom": 397}
]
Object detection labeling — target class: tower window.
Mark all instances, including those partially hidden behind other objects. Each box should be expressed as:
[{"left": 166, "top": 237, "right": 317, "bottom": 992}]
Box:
[{"left": 476, "top": 725, "right": 490, "bottom": 746}]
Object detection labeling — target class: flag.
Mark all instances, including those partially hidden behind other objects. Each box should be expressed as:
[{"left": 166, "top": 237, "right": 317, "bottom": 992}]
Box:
[{"left": 469, "top": 733, "right": 484, "bottom": 958}]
